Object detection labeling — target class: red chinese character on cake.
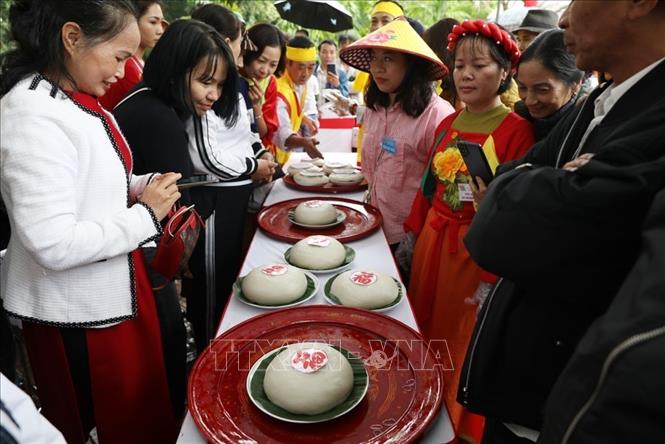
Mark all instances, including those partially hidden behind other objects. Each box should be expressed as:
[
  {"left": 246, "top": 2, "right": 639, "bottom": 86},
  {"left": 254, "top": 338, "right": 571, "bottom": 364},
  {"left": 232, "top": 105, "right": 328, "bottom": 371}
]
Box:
[
  {"left": 261, "top": 264, "right": 287, "bottom": 276},
  {"left": 350, "top": 271, "right": 377, "bottom": 286},
  {"left": 291, "top": 348, "right": 328, "bottom": 373}
]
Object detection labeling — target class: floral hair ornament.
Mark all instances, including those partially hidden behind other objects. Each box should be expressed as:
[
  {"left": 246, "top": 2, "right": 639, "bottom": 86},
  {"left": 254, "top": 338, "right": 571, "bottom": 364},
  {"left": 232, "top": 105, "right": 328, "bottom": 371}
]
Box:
[{"left": 447, "top": 19, "right": 521, "bottom": 70}]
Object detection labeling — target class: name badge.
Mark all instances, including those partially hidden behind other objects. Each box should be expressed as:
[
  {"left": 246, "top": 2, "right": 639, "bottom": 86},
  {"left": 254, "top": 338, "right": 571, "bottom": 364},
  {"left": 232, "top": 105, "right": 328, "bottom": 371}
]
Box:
[
  {"left": 458, "top": 183, "right": 474, "bottom": 202},
  {"left": 381, "top": 137, "right": 397, "bottom": 155}
]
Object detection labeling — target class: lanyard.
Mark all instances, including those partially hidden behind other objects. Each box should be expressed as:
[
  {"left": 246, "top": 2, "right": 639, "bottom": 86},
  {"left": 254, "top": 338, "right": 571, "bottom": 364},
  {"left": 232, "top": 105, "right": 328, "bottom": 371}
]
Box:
[{"left": 368, "top": 107, "right": 397, "bottom": 201}]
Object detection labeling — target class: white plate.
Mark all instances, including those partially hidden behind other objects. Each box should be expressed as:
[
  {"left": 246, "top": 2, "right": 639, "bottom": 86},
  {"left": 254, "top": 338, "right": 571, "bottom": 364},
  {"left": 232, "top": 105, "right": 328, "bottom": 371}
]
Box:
[
  {"left": 233, "top": 270, "right": 319, "bottom": 309},
  {"left": 323, "top": 275, "right": 404, "bottom": 313},
  {"left": 288, "top": 209, "right": 346, "bottom": 229},
  {"left": 283, "top": 245, "right": 355, "bottom": 275},
  {"left": 246, "top": 345, "right": 369, "bottom": 424}
]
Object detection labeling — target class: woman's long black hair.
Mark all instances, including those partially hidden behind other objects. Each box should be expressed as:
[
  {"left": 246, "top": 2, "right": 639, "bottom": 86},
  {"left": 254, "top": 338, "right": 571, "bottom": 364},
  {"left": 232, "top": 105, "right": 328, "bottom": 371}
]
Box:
[
  {"left": 518, "top": 29, "right": 584, "bottom": 87},
  {"left": 142, "top": 19, "right": 239, "bottom": 126},
  {"left": 190, "top": 3, "right": 241, "bottom": 42},
  {"left": 365, "top": 53, "right": 435, "bottom": 118},
  {"left": 0, "top": 0, "right": 138, "bottom": 97},
  {"left": 423, "top": 18, "right": 459, "bottom": 106}
]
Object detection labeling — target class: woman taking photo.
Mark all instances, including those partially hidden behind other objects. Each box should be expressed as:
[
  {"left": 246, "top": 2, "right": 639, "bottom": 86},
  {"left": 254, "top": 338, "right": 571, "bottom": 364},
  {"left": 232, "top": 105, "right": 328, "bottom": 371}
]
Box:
[
  {"left": 515, "top": 29, "right": 583, "bottom": 141},
  {"left": 339, "top": 17, "right": 454, "bottom": 249},
  {"left": 403, "top": 19, "right": 535, "bottom": 442},
  {"left": 114, "top": 19, "right": 241, "bottom": 354},
  {"left": 100, "top": 0, "right": 165, "bottom": 110},
  {"left": 1, "top": 1, "right": 181, "bottom": 442}
]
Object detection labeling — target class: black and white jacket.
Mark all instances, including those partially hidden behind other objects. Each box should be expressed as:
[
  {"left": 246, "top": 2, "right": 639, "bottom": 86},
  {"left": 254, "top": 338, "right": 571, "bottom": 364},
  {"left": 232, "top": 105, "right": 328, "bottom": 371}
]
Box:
[
  {"left": 186, "top": 93, "right": 267, "bottom": 187},
  {"left": 1, "top": 75, "right": 160, "bottom": 326}
]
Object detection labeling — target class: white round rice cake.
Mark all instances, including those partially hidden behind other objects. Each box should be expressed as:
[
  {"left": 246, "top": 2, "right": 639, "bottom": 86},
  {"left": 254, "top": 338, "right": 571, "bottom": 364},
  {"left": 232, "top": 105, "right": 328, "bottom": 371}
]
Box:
[
  {"left": 290, "top": 236, "right": 346, "bottom": 269},
  {"left": 241, "top": 263, "right": 307, "bottom": 305},
  {"left": 329, "top": 170, "right": 363, "bottom": 185},
  {"left": 331, "top": 270, "right": 399, "bottom": 309},
  {"left": 294, "top": 170, "right": 329, "bottom": 186},
  {"left": 263, "top": 342, "right": 354, "bottom": 415},
  {"left": 322, "top": 161, "right": 352, "bottom": 175},
  {"left": 287, "top": 162, "right": 314, "bottom": 176},
  {"left": 294, "top": 200, "right": 337, "bottom": 225}
]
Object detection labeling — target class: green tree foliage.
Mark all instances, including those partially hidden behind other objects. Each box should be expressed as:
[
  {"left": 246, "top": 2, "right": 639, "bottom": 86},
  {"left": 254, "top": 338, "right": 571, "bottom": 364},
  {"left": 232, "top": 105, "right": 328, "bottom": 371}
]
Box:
[
  {"left": 1, "top": 0, "right": 12, "bottom": 54},
  {"left": 0, "top": 0, "right": 495, "bottom": 55},
  {"left": 165, "top": 0, "right": 494, "bottom": 43}
]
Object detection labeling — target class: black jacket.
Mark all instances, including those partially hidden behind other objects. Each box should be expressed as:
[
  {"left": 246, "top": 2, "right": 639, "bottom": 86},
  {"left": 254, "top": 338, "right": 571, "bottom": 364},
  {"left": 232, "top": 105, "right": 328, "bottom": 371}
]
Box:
[
  {"left": 113, "top": 84, "right": 194, "bottom": 204},
  {"left": 538, "top": 188, "right": 665, "bottom": 444},
  {"left": 514, "top": 98, "right": 577, "bottom": 142},
  {"left": 457, "top": 59, "right": 665, "bottom": 429}
]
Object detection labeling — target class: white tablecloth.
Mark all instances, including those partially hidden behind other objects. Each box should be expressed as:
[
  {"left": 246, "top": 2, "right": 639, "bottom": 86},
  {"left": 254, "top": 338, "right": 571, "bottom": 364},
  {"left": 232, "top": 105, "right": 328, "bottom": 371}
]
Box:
[{"left": 177, "top": 153, "right": 454, "bottom": 444}]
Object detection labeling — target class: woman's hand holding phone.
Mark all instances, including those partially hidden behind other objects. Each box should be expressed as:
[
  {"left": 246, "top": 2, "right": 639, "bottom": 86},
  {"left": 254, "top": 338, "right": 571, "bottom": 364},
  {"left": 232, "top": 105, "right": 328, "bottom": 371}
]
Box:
[
  {"left": 469, "top": 176, "right": 488, "bottom": 205},
  {"left": 140, "top": 172, "right": 181, "bottom": 220}
]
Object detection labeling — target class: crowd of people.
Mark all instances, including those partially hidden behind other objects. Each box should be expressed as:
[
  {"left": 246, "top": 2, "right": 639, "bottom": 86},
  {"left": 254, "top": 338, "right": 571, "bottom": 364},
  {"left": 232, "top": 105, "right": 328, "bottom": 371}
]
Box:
[{"left": 0, "top": 0, "right": 663, "bottom": 443}]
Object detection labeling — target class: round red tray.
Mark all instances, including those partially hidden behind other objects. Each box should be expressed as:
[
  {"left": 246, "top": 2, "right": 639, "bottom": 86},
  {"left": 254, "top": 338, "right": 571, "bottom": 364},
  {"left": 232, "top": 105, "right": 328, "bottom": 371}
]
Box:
[
  {"left": 283, "top": 174, "right": 368, "bottom": 194},
  {"left": 188, "top": 305, "right": 444, "bottom": 444},
  {"left": 257, "top": 197, "right": 382, "bottom": 243}
]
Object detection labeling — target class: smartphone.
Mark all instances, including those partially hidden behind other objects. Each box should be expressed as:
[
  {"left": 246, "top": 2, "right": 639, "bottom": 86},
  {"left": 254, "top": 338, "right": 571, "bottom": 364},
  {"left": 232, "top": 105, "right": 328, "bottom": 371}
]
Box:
[
  {"left": 326, "top": 63, "right": 336, "bottom": 75},
  {"left": 457, "top": 140, "right": 494, "bottom": 186},
  {"left": 176, "top": 175, "right": 220, "bottom": 190}
]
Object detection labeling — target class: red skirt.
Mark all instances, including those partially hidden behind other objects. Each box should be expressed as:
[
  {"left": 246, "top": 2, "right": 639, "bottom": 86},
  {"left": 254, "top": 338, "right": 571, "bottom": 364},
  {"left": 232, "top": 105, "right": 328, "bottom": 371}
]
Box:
[
  {"left": 22, "top": 250, "right": 178, "bottom": 444},
  {"left": 408, "top": 207, "right": 485, "bottom": 443}
]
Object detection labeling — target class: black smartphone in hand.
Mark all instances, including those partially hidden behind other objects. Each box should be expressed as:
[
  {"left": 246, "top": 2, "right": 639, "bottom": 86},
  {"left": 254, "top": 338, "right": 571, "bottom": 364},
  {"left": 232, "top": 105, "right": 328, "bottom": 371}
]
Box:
[
  {"left": 326, "top": 63, "right": 336, "bottom": 75},
  {"left": 176, "top": 175, "right": 219, "bottom": 190},
  {"left": 457, "top": 140, "right": 494, "bottom": 186}
]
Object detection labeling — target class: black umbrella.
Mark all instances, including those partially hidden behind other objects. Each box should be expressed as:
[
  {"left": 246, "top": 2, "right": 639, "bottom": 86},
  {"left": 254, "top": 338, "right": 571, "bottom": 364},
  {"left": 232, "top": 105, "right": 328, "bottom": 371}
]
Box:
[{"left": 274, "top": 0, "right": 353, "bottom": 33}]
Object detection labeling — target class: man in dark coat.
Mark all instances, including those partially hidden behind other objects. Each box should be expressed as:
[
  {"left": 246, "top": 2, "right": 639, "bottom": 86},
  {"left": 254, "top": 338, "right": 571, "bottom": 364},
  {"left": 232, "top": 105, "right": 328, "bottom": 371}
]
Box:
[
  {"left": 537, "top": 190, "right": 665, "bottom": 444},
  {"left": 458, "top": 0, "right": 665, "bottom": 442}
]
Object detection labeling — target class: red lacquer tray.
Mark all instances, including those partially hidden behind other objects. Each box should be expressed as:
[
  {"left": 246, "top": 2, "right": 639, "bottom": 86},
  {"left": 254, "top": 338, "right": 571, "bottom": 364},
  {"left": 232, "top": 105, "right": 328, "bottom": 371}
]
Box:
[
  {"left": 257, "top": 197, "right": 382, "bottom": 243},
  {"left": 188, "top": 305, "right": 444, "bottom": 444},
  {"left": 283, "top": 174, "right": 368, "bottom": 194}
]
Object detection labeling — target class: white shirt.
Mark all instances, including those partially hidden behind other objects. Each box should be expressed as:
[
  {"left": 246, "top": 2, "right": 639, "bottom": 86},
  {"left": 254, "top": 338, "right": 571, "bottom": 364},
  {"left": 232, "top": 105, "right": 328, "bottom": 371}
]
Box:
[
  {"left": 274, "top": 77, "right": 319, "bottom": 149},
  {"left": 315, "top": 66, "right": 328, "bottom": 98},
  {"left": 305, "top": 75, "right": 319, "bottom": 118},
  {"left": 575, "top": 57, "right": 665, "bottom": 156},
  {"left": 0, "top": 374, "right": 66, "bottom": 443}
]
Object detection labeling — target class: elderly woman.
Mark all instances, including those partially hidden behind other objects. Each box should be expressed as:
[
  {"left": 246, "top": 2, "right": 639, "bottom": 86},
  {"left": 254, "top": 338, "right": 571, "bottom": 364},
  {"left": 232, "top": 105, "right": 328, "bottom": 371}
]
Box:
[{"left": 515, "top": 29, "right": 583, "bottom": 141}]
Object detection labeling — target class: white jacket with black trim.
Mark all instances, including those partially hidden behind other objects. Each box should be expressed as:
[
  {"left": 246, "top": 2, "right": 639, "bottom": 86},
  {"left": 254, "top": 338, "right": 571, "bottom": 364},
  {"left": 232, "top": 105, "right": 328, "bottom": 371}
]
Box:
[
  {"left": 0, "top": 75, "right": 161, "bottom": 327},
  {"left": 187, "top": 93, "right": 266, "bottom": 187}
]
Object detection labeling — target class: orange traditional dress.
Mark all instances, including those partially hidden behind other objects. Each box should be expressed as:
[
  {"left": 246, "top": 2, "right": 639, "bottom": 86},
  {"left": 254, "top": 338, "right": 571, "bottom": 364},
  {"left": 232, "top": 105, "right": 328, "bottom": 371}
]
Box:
[{"left": 404, "top": 104, "right": 534, "bottom": 443}]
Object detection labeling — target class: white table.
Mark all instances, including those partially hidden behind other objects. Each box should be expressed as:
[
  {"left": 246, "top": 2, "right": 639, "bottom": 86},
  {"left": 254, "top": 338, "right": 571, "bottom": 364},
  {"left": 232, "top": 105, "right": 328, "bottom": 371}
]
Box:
[{"left": 177, "top": 153, "right": 455, "bottom": 444}]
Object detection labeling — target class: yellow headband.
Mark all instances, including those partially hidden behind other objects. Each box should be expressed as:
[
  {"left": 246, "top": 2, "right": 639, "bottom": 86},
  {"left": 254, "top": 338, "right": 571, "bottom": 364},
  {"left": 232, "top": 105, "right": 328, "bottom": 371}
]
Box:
[
  {"left": 286, "top": 46, "right": 317, "bottom": 63},
  {"left": 370, "top": 1, "right": 403, "bottom": 19}
]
